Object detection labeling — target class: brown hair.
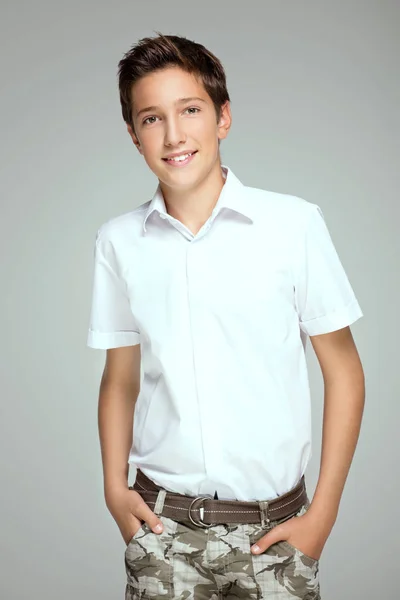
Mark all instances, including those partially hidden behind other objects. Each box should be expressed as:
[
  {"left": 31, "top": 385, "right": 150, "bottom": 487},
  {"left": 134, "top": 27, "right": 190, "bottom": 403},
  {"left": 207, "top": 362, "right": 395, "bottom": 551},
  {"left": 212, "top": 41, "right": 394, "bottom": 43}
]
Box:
[{"left": 117, "top": 32, "right": 230, "bottom": 135}]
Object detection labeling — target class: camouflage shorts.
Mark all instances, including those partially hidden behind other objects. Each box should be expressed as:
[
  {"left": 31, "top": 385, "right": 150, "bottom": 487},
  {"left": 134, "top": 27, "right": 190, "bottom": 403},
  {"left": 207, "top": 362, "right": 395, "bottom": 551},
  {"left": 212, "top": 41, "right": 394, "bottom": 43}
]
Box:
[{"left": 124, "top": 500, "right": 321, "bottom": 599}]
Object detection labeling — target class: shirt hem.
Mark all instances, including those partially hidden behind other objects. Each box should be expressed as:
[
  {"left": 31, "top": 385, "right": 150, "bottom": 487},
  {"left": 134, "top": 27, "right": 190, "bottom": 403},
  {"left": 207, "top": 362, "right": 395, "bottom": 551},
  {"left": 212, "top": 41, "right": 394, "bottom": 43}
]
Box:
[
  {"left": 87, "top": 330, "right": 141, "bottom": 349},
  {"left": 300, "top": 298, "right": 363, "bottom": 336}
]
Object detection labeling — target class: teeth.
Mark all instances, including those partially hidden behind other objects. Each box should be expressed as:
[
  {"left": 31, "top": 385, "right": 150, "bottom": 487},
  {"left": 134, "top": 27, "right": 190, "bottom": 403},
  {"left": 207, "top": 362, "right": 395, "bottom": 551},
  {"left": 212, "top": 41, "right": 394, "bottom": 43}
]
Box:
[{"left": 167, "top": 153, "right": 192, "bottom": 162}]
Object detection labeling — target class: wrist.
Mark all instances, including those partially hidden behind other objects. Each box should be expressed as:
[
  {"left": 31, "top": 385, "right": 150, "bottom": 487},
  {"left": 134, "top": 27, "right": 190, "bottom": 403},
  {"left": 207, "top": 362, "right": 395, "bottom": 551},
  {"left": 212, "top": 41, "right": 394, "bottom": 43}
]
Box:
[
  {"left": 307, "top": 500, "right": 338, "bottom": 531},
  {"left": 104, "top": 477, "right": 130, "bottom": 497}
]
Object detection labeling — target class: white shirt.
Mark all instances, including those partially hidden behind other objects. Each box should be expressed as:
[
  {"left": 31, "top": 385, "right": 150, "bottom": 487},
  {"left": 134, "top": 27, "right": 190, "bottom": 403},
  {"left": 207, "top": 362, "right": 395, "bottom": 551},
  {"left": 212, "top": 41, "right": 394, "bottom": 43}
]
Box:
[{"left": 87, "top": 165, "right": 363, "bottom": 501}]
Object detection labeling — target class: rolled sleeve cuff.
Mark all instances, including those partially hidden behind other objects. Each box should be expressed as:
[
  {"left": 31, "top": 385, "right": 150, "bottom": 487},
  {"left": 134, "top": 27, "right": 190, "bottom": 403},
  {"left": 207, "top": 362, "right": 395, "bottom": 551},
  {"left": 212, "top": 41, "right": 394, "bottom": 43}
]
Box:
[
  {"left": 300, "top": 298, "right": 363, "bottom": 336},
  {"left": 87, "top": 329, "right": 141, "bottom": 349}
]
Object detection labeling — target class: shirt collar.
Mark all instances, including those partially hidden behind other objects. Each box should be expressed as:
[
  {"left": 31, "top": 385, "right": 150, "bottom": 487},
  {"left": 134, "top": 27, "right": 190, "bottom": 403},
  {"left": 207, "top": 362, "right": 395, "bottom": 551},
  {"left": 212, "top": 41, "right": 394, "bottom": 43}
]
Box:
[{"left": 142, "top": 164, "right": 254, "bottom": 233}]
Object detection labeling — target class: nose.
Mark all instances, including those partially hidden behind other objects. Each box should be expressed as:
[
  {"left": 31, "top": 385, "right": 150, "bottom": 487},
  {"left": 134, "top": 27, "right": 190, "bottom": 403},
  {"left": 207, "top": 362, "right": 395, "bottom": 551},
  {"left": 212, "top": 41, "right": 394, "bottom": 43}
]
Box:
[{"left": 164, "top": 115, "right": 187, "bottom": 148}]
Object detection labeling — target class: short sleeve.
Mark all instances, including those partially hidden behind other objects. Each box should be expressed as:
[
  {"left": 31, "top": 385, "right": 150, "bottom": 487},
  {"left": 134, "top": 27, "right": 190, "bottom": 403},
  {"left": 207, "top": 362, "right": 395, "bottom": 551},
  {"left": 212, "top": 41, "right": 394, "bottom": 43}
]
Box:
[
  {"left": 86, "top": 230, "right": 140, "bottom": 349},
  {"left": 293, "top": 204, "right": 363, "bottom": 336}
]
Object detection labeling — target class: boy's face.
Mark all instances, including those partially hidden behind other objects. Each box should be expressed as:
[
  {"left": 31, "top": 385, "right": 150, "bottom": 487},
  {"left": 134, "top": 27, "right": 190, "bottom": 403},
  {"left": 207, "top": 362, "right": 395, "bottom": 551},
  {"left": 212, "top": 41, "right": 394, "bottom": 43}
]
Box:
[{"left": 127, "top": 66, "right": 231, "bottom": 189}]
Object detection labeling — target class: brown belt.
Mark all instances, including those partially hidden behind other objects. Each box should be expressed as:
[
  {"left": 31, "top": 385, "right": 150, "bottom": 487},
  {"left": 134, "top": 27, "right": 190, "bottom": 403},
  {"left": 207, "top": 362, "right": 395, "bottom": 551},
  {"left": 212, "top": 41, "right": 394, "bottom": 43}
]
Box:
[{"left": 131, "top": 468, "right": 309, "bottom": 529}]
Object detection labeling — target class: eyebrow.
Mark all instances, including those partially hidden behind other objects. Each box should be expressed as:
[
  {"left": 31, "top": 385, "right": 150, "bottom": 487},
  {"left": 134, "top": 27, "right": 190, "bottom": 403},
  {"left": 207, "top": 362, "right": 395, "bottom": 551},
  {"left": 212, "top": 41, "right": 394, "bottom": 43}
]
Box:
[{"left": 135, "top": 97, "right": 207, "bottom": 118}]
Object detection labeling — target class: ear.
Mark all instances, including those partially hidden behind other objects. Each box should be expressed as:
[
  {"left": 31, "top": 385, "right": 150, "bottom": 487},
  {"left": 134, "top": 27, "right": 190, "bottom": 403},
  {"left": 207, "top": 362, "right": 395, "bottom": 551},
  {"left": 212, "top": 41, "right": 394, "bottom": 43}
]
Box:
[
  {"left": 126, "top": 123, "right": 143, "bottom": 154},
  {"left": 217, "top": 101, "right": 232, "bottom": 141}
]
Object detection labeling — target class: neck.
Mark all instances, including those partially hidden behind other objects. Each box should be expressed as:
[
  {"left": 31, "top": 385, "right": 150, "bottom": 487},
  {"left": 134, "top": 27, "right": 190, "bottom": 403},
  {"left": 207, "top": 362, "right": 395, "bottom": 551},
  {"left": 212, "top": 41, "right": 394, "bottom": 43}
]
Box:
[{"left": 159, "top": 160, "right": 225, "bottom": 235}]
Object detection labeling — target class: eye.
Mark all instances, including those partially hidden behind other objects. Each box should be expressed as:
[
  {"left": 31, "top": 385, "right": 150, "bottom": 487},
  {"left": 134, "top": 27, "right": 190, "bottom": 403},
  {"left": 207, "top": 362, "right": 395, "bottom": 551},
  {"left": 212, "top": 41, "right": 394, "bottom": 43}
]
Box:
[
  {"left": 142, "top": 107, "right": 200, "bottom": 126},
  {"left": 184, "top": 107, "right": 200, "bottom": 115},
  {"left": 142, "top": 115, "right": 158, "bottom": 126}
]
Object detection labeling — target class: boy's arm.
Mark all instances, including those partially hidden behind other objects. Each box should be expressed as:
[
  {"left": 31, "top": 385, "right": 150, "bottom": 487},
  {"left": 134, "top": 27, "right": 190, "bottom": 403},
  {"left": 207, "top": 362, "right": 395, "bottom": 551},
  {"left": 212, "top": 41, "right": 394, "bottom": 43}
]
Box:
[
  {"left": 307, "top": 325, "right": 365, "bottom": 523},
  {"left": 250, "top": 325, "right": 365, "bottom": 557},
  {"left": 98, "top": 344, "right": 141, "bottom": 502}
]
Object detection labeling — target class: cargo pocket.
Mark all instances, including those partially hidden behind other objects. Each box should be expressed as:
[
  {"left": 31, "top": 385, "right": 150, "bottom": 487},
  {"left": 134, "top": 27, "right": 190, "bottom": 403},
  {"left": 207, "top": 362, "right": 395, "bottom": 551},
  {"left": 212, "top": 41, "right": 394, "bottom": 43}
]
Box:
[{"left": 124, "top": 515, "right": 175, "bottom": 599}]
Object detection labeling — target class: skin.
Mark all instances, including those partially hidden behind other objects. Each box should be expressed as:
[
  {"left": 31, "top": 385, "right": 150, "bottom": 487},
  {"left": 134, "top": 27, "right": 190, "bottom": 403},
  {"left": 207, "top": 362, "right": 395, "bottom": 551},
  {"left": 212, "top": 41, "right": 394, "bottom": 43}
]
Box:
[
  {"left": 104, "top": 66, "right": 365, "bottom": 553},
  {"left": 126, "top": 65, "right": 232, "bottom": 234},
  {"left": 250, "top": 326, "right": 365, "bottom": 559}
]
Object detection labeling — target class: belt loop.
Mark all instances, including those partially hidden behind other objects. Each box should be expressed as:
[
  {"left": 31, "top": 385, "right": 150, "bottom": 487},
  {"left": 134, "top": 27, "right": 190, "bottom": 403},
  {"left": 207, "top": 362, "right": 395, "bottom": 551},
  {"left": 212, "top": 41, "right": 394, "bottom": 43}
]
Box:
[
  {"left": 258, "top": 500, "right": 271, "bottom": 530},
  {"left": 154, "top": 489, "right": 167, "bottom": 516}
]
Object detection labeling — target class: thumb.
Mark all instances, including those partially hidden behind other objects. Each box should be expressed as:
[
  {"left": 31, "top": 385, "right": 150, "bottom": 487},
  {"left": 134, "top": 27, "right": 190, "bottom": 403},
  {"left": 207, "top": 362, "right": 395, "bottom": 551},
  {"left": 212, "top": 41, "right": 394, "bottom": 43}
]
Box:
[
  {"left": 251, "top": 526, "right": 284, "bottom": 555},
  {"left": 151, "top": 519, "right": 164, "bottom": 534},
  {"left": 147, "top": 511, "right": 163, "bottom": 534},
  {"left": 134, "top": 500, "right": 164, "bottom": 534}
]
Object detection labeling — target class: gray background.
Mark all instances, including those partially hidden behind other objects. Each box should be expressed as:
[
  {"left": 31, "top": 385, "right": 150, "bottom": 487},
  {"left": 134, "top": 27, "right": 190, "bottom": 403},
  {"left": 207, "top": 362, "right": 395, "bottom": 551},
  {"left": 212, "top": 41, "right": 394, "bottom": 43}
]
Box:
[{"left": 1, "top": 1, "right": 398, "bottom": 598}]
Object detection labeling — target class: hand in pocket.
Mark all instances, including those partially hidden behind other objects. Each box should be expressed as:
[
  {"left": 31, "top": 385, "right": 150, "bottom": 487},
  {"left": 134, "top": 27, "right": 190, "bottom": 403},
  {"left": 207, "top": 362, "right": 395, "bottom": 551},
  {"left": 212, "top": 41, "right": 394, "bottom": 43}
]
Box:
[{"left": 105, "top": 485, "right": 164, "bottom": 546}]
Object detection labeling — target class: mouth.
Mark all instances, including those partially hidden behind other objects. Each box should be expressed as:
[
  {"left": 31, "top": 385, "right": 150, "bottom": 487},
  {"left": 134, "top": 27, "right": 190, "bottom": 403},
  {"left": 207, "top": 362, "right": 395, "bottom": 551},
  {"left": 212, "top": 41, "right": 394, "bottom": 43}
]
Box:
[{"left": 162, "top": 150, "right": 198, "bottom": 167}]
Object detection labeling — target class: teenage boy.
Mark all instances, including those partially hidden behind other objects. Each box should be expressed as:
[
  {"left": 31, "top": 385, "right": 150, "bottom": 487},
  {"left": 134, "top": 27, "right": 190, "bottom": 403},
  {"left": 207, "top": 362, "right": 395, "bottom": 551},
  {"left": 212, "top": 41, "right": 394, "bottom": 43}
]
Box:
[{"left": 87, "top": 32, "right": 365, "bottom": 600}]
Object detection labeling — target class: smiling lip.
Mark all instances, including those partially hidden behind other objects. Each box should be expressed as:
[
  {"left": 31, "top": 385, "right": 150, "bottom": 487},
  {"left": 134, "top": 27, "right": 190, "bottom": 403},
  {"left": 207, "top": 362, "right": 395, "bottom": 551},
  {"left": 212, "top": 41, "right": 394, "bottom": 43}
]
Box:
[
  {"left": 163, "top": 149, "right": 197, "bottom": 159},
  {"left": 162, "top": 150, "right": 198, "bottom": 167}
]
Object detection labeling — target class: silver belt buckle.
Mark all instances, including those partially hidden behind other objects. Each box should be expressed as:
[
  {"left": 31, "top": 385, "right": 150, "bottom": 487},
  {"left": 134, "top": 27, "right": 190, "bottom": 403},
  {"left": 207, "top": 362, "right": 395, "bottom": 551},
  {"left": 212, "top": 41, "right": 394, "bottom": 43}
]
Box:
[{"left": 188, "top": 495, "right": 218, "bottom": 528}]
